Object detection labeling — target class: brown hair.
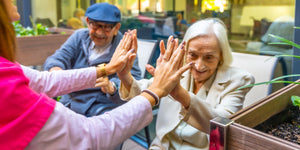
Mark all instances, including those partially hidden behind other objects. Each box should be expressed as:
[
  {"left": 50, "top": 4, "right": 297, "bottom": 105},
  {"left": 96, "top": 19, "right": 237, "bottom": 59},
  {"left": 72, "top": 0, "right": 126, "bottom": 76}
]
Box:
[{"left": 0, "top": 0, "right": 16, "bottom": 62}]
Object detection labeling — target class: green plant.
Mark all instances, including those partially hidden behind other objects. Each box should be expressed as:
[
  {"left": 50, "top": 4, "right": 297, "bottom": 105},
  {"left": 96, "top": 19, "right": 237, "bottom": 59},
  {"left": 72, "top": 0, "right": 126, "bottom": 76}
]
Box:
[
  {"left": 238, "top": 27, "right": 300, "bottom": 90},
  {"left": 238, "top": 27, "right": 300, "bottom": 107},
  {"left": 291, "top": 95, "right": 300, "bottom": 108},
  {"left": 13, "top": 20, "right": 49, "bottom": 37}
]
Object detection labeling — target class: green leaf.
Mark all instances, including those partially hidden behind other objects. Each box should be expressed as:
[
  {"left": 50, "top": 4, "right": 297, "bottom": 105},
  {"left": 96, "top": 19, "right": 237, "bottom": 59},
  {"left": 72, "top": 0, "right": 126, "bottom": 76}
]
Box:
[
  {"left": 268, "top": 34, "right": 300, "bottom": 50},
  {"left": 294, "top": 26, "right": 300, "bottom": 30},
  {"left": 291, "top": 95, "right": 300, "bottom": 107},
  {"left": 237, "top": 80, "right": 300, "bottom": 90},
  {"left": 273, "top": 54, "right": 300, "bottom": 60},
  {"left": 12, "top": 17, "right": 49, "bottom": 36}
]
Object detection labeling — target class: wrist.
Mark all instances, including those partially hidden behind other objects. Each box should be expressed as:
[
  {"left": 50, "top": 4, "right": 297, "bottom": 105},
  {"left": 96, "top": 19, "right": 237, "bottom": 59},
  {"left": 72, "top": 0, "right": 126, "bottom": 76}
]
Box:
[
  {"left": 142, "top": 89, "right": 160, "bottom": 106},
  {"left": 147, "top": 86, "right": 165, "bottom": 99},
  {"left": 105, "top": 63, "right": 116, "bottom": 76},
  {"left": 96, "top": 63, "right": 107, "bottom": 78},
  {"left": 97, "top": 63, "right": 116, "bottom": 78},
  {"left": 140, "top": 92, "right": 156, "bottom": 107},
  {"left": 171, "top": 85, "right": 190, "bottom": 109},
  {"left": 170, "top": 85, "right": 180, "bottom": 98}
]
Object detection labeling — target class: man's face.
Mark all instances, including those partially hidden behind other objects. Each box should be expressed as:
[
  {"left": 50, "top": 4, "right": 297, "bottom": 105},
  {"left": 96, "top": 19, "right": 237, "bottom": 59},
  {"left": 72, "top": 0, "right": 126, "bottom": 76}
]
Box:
[{"left": 87, "top": 18, "right": 121, "bottom": 47}]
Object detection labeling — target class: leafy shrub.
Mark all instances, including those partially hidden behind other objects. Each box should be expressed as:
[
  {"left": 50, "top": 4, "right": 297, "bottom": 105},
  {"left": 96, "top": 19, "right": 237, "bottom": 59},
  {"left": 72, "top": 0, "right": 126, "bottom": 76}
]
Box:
[{"left": 13, "top": 20, "right": 49, "bottom": 37}]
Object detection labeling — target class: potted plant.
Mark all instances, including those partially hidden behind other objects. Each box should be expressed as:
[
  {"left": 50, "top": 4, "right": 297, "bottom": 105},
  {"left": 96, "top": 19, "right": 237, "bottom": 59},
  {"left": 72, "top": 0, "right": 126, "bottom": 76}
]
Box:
[
  {"left": 209, "top": 29, "right": 300, "bottom": 150},
  {"left": 14, "top": 21, "right": 73, "bottom": 66}
]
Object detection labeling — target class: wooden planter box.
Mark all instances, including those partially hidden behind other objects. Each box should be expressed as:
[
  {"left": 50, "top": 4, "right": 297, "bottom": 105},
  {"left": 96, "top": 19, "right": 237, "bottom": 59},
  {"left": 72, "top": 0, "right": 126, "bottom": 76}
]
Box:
[
  {"left": 16, "top": 28, "right": 73, "bottom": 66},
  {"left": 210, "top": 80, "right": 300, "bottom": 150}
]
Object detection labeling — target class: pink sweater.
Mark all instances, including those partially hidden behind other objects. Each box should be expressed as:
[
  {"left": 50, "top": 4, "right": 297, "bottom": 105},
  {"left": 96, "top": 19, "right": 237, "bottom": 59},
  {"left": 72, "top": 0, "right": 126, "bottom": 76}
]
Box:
[{"left": 0, "top": 57, "right": 56, "bottom": 150}]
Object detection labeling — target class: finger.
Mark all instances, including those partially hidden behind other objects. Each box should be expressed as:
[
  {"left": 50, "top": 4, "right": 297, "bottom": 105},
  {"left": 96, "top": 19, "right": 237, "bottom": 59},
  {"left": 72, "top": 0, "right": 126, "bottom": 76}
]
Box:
[
  {"left": 101, "top": 87, "right": 108, "bottom": 93},
  {"left": 95, "top": 82, "right": 106, "bottom": 88},
  {"left": 145, "top": 64, "right": 155, "bottom": 76},
  {"left": 120, "top": 31, "right": 130, "bottom": 51},
  {"left": 124, "top": 30, "right": 133, "bottom": 51},
  {"left": 166, "top": 35, "right": 173, "bottom": 47},
  {"left": 118, "top": 32, "right": 129, "bottom": 48},
  {"left": 166, "top": 37, "right": 175, "bottom": 59},
  {"left": 96, "top": 77, "right": 105, "bottom": 83},
  {"left": 156, "top": 54, "right": 163, "bottom": 66},
  {"left": 177, "top": 40, "right": 184, "bottom": 67},
  {"left": 177, "top": 62, "right": 194, "bottom": 76},
  {"left": 164, "top": 37, "right": 175, "bottom": 61},
  {"left": 169, "top": 41, "right": 186, "bottom": 68},
  {"left": 159, "top": 40, "right": 166, "bottom": 56},
  {"left": 126, "top": 51, "right": 136, "bottom": 66},
  {"left": 174, "top": 38, "right": 179, "bottom": 50},
  {"left": 96, "top": 76, "right": 110, "bottom": 87},
  {"left": 132, "top": 30, "right": 138, "bottom": 53},
  {"left": 128, "top": 52, "right": 136, "bottom": 61}
]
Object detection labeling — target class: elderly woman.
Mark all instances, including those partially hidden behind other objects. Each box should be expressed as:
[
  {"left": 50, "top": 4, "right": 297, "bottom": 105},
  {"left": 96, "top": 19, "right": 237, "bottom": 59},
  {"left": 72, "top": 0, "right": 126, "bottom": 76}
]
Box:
[{"left": 117, "top": 18, "right": 255, "bottom": 149}]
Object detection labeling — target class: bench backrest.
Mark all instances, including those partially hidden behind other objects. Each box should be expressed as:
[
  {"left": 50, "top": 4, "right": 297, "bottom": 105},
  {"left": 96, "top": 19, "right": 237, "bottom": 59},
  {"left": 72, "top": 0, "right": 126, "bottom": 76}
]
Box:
[
  {"left": 231, "top": 52, "right": 287, "bottom": 108},
  {"left": 137, "top": 39, "right": 158, "bottom": 78}
]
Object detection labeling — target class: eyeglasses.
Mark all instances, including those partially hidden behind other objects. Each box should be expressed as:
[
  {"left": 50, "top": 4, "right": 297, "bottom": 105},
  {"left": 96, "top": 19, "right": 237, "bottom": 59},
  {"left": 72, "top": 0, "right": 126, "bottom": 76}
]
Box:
[{"left": 88, "top": 21, "right": 116, "bottom": 32}]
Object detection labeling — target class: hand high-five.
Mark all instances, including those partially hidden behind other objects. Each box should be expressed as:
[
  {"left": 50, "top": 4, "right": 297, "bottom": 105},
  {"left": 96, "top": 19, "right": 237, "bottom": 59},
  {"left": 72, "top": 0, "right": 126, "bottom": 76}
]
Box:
[
  {"left": 147, "top": 39, "right": 193, "bottom": 98},
  {"left": 145, "top": 36, "right": 179, "bottom": 76},
  {"left": 104, "top": 30, "right": 137, "bottom": 76}
]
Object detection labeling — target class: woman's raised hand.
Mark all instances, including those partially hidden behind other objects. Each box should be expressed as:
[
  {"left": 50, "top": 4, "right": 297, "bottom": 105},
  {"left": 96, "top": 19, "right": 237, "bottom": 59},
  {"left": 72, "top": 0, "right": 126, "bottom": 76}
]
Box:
[
  {"left": 145, "top": 36, "right": 179, "bottom": 76},
  {"left": 104, "top": 30, "right": 137, "bottom": 76},
  {"left": 147, "top": 41, "right": 193, "bottom": 98}
]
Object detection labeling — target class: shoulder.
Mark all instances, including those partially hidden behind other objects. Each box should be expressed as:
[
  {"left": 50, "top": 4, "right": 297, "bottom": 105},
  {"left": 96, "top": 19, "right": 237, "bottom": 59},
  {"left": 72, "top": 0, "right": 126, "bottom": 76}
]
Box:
[
  {"left": 221, "top": 66, "right": 252, "bottom": 77},
  {"left": 0, "top": 57, "right": 25, "bottom": 80},
  {"left": 0, "top": 57, "right": 29, "bottom": 95},
  {"left": 216, "top": 66, "right": 254, "bottom": 83}
]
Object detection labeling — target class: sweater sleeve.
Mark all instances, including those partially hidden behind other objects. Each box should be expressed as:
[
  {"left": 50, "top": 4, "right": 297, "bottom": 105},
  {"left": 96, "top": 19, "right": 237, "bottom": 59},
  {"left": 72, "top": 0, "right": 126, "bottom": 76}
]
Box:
[
  {"left": 26, "top": 96, "right": 153, "bottom": 150},
  {"left": 22, "top": 65, "right": 97, "bottom": 98}
]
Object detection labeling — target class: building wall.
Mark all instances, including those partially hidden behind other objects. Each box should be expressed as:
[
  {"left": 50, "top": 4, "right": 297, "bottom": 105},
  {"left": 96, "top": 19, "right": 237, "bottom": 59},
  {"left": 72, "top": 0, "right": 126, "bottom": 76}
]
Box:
[
  {"left": 31, "top": 0, "right": 57, "bottom": 26},
  {"left": 231, "top": 0, "right": 295, "bottom": 35}
]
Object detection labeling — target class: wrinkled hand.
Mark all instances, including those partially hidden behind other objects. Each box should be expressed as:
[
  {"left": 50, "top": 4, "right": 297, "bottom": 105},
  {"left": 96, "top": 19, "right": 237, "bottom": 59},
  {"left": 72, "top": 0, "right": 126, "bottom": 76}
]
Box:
[
  {"left": 117, "top": 29, "right": 138, "bottom": 77},
  {"left": 105, "top": 30, "right": 137, "bottom": 76},
  {"left": 146, "top": 36, "right": 179, "bottom": 76},
  {"left": 95, "top": 77, "right": 115, "bottom": 95},
  {"left": 147, "top": 41, "right": 193, "bottom": 98},
  {"left": 146, "top": 36, "right": 185, "bottom": 99}
]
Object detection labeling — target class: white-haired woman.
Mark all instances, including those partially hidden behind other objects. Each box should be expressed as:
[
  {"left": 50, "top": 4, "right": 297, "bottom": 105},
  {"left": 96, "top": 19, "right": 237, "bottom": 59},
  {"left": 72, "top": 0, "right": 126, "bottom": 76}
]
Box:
[{"left": 117, "top": 18, "right": 255, "bottom": 149}]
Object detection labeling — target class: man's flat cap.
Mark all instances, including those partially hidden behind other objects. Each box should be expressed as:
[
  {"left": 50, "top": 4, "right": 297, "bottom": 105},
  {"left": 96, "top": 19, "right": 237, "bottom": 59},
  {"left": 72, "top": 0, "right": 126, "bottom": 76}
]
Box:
[{"left": 86, "top": 2, "right": 121, "bottom": 24}]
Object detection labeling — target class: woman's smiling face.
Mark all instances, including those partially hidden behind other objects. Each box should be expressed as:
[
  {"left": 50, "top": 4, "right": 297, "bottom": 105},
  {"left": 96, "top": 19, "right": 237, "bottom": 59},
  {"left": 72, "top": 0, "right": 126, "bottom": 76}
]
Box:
[{"left": 186, "top": 35, "right": 221, "bottom": 84}]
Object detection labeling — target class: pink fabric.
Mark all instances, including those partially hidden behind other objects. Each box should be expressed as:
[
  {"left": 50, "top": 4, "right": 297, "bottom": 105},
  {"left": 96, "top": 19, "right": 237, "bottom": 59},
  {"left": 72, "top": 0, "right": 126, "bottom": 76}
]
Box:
[{"left": 0, "top": 57, "right": 56, "bottom": 150}]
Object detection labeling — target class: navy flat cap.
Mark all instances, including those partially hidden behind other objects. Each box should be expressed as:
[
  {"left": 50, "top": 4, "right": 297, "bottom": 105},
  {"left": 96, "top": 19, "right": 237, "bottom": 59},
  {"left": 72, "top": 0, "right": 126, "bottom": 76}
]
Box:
[{"left": 86, "top": 2, "right": 121, "bottom": 24}]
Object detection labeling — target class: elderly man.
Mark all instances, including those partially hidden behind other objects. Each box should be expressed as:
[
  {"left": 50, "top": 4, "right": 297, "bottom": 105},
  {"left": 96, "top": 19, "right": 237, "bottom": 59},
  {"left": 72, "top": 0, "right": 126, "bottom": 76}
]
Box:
[{"left": 44, "top": 2, "right": 141, "bottom": 117}]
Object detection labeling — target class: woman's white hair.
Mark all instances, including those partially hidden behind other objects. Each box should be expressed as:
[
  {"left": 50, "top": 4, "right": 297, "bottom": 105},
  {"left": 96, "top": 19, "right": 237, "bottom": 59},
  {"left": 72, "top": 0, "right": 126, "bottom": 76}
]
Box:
[{"left": 183, "top": 18, "right": 232, "bottom": 68}]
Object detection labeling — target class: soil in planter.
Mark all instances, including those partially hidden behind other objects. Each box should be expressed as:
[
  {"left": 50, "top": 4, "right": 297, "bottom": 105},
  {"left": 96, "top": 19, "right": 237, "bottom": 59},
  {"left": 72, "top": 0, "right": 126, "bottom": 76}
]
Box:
[{"left": 254, "top": 105, "right": 300, "bottom": 145}]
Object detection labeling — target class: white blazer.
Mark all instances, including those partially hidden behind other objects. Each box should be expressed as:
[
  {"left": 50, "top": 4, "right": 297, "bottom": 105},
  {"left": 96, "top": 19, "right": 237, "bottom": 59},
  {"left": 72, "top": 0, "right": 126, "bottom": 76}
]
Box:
[{"left": 120, "top": 66, "right": 254, "bottom": 150}]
